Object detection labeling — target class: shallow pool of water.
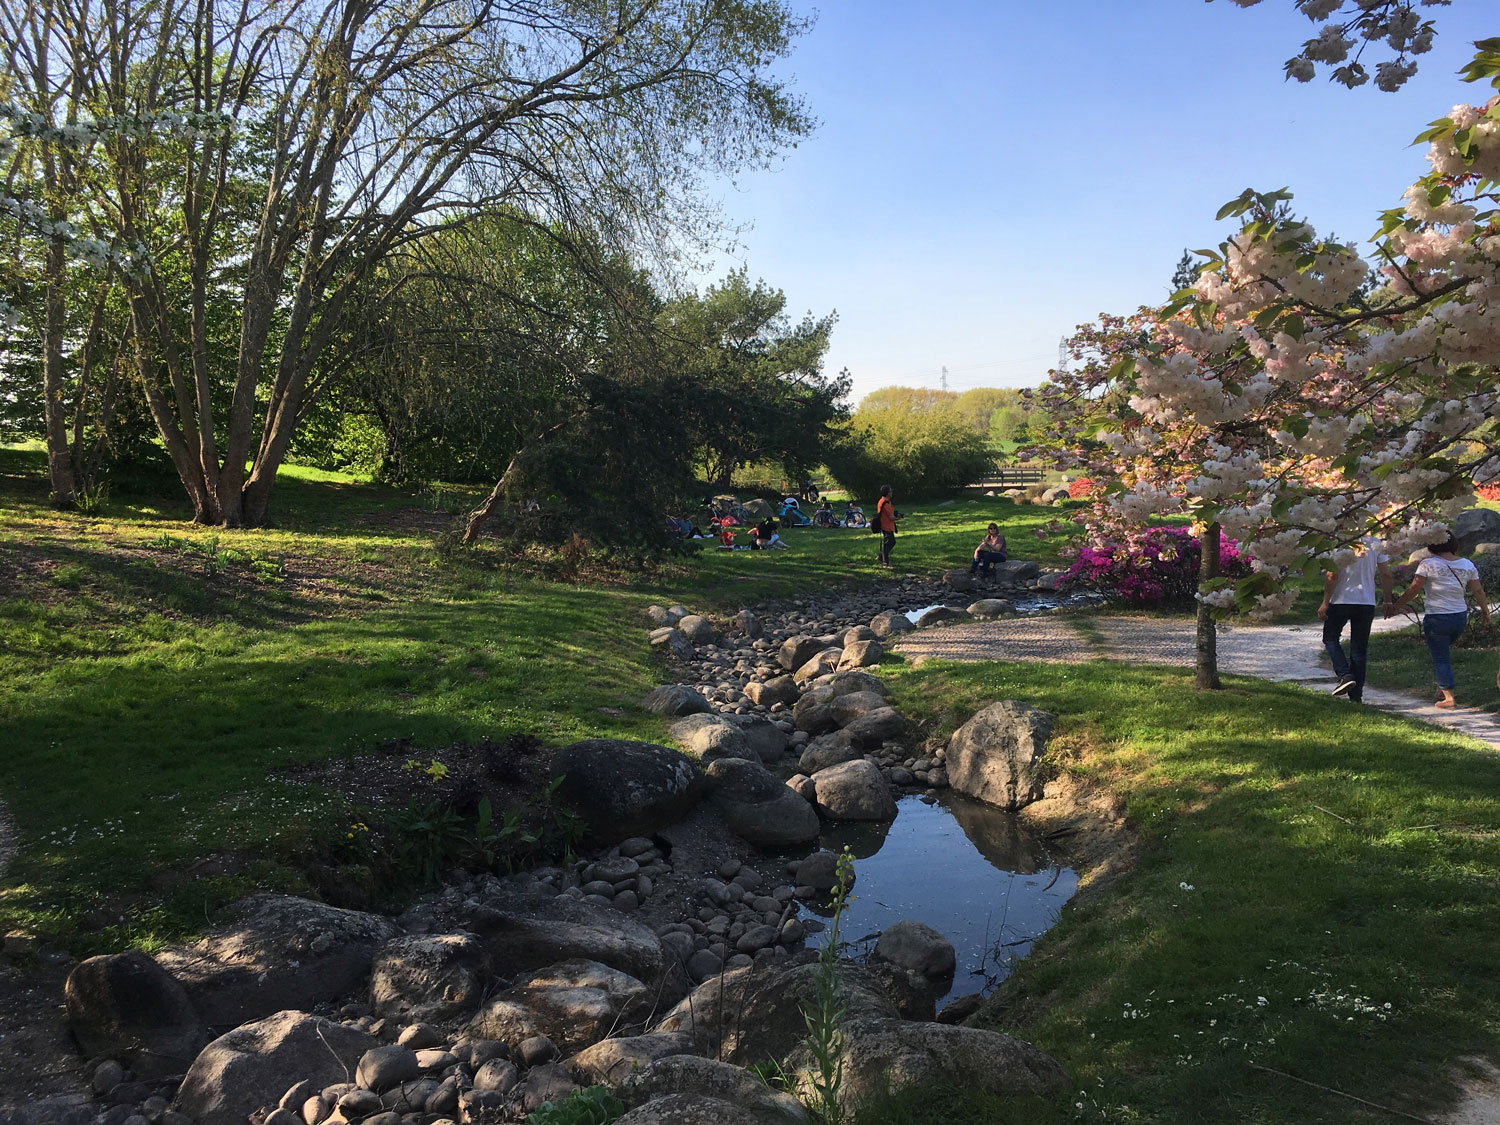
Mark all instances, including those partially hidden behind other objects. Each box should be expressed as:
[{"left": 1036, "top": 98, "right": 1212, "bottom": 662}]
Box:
[
  {"left": 806, "top": 792, "right": 1077, "bottom": 1005},
  {"left": 905, "top": 590, "right": 1106, "bottom": 624}
]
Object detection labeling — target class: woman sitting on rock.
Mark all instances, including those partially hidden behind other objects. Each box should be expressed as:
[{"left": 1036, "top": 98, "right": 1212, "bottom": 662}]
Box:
[{"left": 970, "top": 523, "right": 1008, "bottom": 577}]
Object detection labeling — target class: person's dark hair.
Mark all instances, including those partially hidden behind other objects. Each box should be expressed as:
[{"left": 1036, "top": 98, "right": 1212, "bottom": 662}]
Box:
[
  {"left": 1429, "top": 534, "right": 1459, "bottom": 555},
  {"left": 879, "top": 484, "right": 892, "bottom": 498}
]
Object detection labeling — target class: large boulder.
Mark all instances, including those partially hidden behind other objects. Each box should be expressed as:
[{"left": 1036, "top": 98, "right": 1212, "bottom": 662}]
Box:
[
  {"left": 1455, "top": 507, "right": 1500, "bottom": 555},
  {"left": 155, "top": 895, "right": 400, "bottom": 1030},
  {"left": 464, "top": 900, "right": 680, "bottom": 1000},
  {"left": 551, "top": 739, "right": 704, "bottom": 840},
  {"left": 993, "top": 559, "right": 1041, "bottom": 584},
  {"left": 370, "top": 933, "right": 490, "bottom": 1023},
  {"left": 828, "top": 669, "right": 886, "bottom": 698},
  {"left": 842, "top": 707, "right": 906, "bottom": 748},
  {"left": 812, "top": 760, "right": 897, "bottom": 821},
  {"left": 566, "top": 1032, "right": 696, "bottom": 1085},
  {"left": 744, "top": 676, "right": 799, "bottom": 708},
  {"left": 967, "top": 598, "right": 1012, "bottom": 618},
  {"left": 705, "top": 758, "right": 820, "bottom": 847},
  {"left": 619, "top": 1057, "right": 809, "bottom": 1123},
  {"left": 649, "top": 629, "right": 694, "bottom": 662},
  {"left": 719, "top": 714, "right": 789, "bottom": 761},
  {"left": 677, "top": 615, "right": 719, "bottom": 646},
  {"left": 669, "top": 714, "right": 753, "bottom": 762},
  {"left": 173, "top": 1011, "right": 377, "bottom": 1125},
  {"left": 869, "top": 612, "right": 914, "bottom": 640},
  {"left": 871, "top": 921, "right": 956, "bottom": 980},
  {"left": 793, "top": 649, "right": 843, "bottom": 684},
  {"left": 940, "top": 570, "right": 976, "bottom": 593},
  {"left": 731, "top": 609, "right": 764, "bottom": 639},
  {"left": 643, "top": 685, "right": 712, "bottom": 717},
  {"left": 918, "top": 605, "right": 969, "bottom": 626},
  {"left": 789, "top": 1017, "right": 1068, "bottom": 1113},
  {"left": 792, "top": 688, "right": 839, "bottom": 735},
  {"left": 64, "top": 952, "right": 207, "bottom": 1077},
  {"left": 838, "top": 639, "right": 884, "bottom": 670},
  {"left": 778, "top": 636, "right": 832, "bottom": 671},
  {"left": 470, "top": 960, "right": 650, "bottom": 1053},
  {"left": 944, "top": 701, "right": 1054, "bottom": 810},
  {"left": 653, "top": 962, "right": 897, "bottom": 1065},
  {"left": 798, "top": 732, "right": 861, "bottom": 775},
  {"left": 828, "top": 691, "right": 888, "bottom": 726}
]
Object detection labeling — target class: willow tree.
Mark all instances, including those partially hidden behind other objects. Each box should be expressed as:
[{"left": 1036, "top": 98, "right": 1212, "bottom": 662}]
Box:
[{"left": 2, "top": 0, "right": 812, "bottom": 525}]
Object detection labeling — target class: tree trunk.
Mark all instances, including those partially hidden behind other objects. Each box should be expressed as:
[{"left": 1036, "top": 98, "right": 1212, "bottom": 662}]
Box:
[
  {"left": 42, "top": 239, "right": 77, "bottom": 508},
  {"left": 1195, "top": 520, "right": 1222, "bottom": 690}
]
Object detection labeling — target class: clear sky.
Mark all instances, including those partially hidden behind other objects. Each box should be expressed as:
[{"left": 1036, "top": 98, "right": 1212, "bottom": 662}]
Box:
[{"left": 699, "top": 1, "right": 1498, "bottom": 404}]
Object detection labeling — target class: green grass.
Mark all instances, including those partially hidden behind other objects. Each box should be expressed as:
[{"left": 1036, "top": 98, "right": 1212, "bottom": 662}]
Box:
[
  {"left": 8, "top": 448, "right": 1500, "bottom": 1124},
  {"left": 0, "top": 449, "right": 1054, "bottom": 949},
  {"left": 863, "top": 658, "right": 1500, "bottom": 1124}
]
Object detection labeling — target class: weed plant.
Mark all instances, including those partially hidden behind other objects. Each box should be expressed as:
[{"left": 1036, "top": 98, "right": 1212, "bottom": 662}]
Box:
[{"left": 800, "top": 847, "right": 855, "bottom": 1125}]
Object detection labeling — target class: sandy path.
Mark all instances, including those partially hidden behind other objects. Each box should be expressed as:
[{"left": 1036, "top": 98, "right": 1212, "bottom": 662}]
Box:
[{"left": 896, "top": 613, "right": 1500, "bottom": 749}]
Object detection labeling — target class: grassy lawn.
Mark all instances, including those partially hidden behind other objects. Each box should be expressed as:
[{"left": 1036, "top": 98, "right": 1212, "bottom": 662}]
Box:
[
  {"left": 7, "top": 448, "right": 1499, "bottom": 1123},
  {"left": 864, "top": 658, "right": 1500, "bottom": 1124},
  {"left": 0, "top": 449, "right": 1063, "bottom": 950}
]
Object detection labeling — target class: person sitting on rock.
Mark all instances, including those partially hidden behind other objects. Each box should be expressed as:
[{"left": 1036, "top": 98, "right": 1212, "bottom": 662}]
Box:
[{"left": 970, "top": 523, "right": 1008, "bottom": 577}]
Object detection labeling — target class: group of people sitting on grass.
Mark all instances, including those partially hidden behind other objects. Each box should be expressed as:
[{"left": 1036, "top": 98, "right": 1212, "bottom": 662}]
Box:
[{"left": 1320, "top": 533, "right": 1492, "bottom": 710}]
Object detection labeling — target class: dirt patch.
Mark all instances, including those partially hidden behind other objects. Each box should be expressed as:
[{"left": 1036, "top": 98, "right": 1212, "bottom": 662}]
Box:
[
  {"left": 1440, "top": 1057, "right": 1500, "bottom": 1125},
  {"left": 0, "top": 956, "right": 89, "bottom": 1114},
  {"left": 280, "top": 734, "right": 555, "bottom": 817}
]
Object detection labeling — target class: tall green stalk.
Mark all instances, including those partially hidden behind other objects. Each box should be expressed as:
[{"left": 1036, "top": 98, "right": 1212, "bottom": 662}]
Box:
[{"left": 801, "top": 847, "right": 855, "bottom": 1125}]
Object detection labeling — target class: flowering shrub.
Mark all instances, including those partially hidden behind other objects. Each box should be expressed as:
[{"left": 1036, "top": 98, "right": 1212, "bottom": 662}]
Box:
[
  {"left": 1067, "top": 477, "right": 1097, "bottom": 499},
  {"left": 1063, "top": 526, "right": 1251, "bottom": 607},
  {"left": 1477, "top": 484, "right": 1500, "bottom": 503}
]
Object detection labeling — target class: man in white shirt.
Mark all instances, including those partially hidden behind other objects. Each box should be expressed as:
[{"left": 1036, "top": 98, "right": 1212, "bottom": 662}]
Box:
[{"left": 1319, "top": 538, "right": 1393, "bottom": 702}]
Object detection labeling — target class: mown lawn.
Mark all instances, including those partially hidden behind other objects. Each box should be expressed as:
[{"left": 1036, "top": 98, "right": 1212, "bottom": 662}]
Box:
[
  {"left": 7, "top": 449, "right": 1498, "bottom": 1123},
  {"left": 0, "top": 449, "right": 1062, "bottom": 949},
  {"left": 866, "top": 659, "right": 1500, "bottom": 1124}
]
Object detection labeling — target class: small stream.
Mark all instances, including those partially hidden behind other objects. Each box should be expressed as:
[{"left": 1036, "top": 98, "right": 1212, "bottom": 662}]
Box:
[
  {"left": 804, "top": 792, "right": 1077, "bottom": 1006},
  {"left": 906, "top": 589, "right": 1109, "bottom": 624}
]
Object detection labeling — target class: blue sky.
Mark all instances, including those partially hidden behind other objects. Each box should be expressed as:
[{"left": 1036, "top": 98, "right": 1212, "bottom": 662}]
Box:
[{"left": 699, "top": 1, "right": 1498, "bottom": 403}]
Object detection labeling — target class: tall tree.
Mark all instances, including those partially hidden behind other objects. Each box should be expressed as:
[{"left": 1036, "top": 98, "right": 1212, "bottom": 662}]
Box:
[
  {"left": 658, "top": 270, "right": 845, "bottom": 490},
  {"left": 2, "top": 0, "right": 813, "bottom": 526}
]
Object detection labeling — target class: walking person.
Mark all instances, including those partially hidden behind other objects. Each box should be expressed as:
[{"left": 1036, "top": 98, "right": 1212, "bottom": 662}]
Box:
[
  {"left": 970, "top": 523, "right": 1008, "bottom": 578},
  {"left": 876, "top": 484, "right": 899, "bottom": 568},
  {"left": 1387, "top": 534, "right": 1491, "bottom": 708},
  {"left": 1319, "top": 537, "right": 1392, "bottom": 702}
]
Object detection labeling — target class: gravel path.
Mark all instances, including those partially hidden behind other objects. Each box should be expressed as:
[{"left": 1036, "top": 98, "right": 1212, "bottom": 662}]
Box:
[{"left": 896, "top": 613, "right": 1500, "bottom": 749}]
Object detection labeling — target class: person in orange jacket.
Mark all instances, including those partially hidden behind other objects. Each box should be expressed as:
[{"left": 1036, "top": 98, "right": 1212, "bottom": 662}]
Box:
[{"left": 876, "top": 484, "right": 899, "bottom": 568}]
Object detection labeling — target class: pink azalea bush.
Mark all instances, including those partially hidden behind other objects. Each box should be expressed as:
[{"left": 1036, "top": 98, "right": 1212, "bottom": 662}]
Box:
[{"left": 1063, "top": 526, "right": 1251, "bottom": 607}]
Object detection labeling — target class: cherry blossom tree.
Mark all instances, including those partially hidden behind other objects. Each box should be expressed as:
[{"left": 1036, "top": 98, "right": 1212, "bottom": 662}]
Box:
[
  {"left": 1039, "top": 40, "right": 1500, "bottom": 686},
  {"left": 1218, "top": 0, "right": 1449, "bottom": 90}
]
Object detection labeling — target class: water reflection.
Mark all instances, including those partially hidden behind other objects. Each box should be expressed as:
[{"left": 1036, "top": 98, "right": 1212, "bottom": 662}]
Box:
[{"left": 809, "top": 791, "right": 1077, "bottom": 1005}]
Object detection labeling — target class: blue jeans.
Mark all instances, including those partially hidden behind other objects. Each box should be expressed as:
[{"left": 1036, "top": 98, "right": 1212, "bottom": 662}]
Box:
[
  {"left": 1422, "top": 611, "right": 1468, "bottom": 690},
  {"left": 1322, "top": 603, "right": 1375, "bottom": 701},
  {"left": 970, "top": 549, "right": 1007, "bottom": 576}
]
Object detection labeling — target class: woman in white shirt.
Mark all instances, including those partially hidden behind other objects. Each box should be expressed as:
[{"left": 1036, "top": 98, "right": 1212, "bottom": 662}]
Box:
[{"left": 1389, "top": 534, "right": 1491, "bottom": 708}]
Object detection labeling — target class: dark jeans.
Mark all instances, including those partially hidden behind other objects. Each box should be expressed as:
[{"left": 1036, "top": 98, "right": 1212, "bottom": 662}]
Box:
[
  {"left": 880, "top": 530, "right": 895, "bottom": 565},
  {"left": 970, "top": 549, "right": 1007, "bottom": 576},
  {"left": 1422, "top": 610, "right": 1468, "bottom": 690},
  {"left": 1322, "top": 603, "right": 1375, "bottom": 700}
]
